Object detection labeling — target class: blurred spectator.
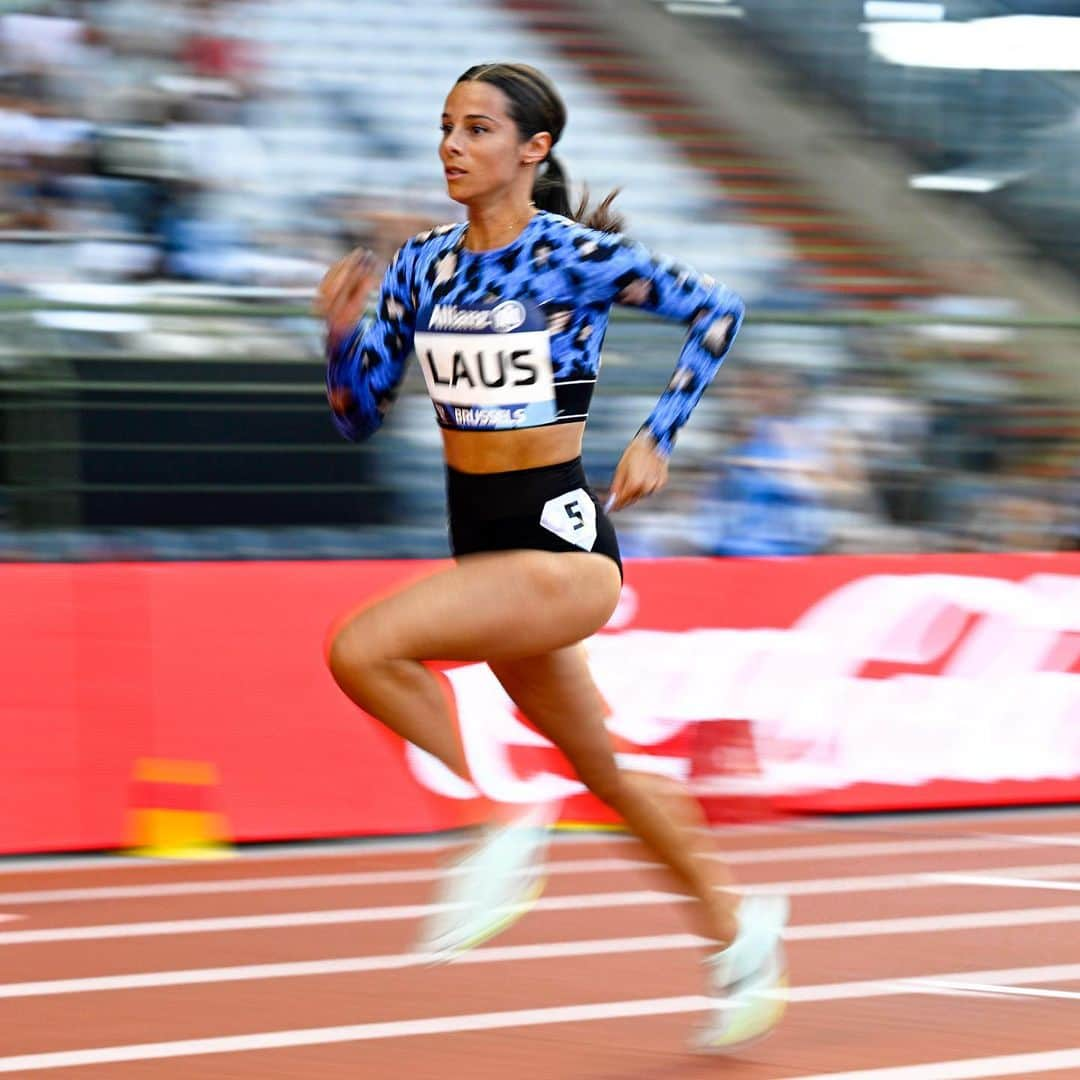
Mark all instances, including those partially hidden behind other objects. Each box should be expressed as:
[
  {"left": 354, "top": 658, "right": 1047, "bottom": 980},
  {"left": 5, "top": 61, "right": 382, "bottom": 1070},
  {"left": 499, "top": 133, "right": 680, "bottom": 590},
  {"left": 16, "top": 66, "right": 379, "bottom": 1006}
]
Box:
[
  {"left": 807, "top": 364, "right": 929, "bottom": 530},
  {"left": 695, "top": 369, "right": 831, "bottom": 557},
  {"left": 969, "top": 476, "right": 1069, "bottom": 552},
  {"left": 0, "top": 0, "right": 1074, "bottom": 559},
  {"left": 0, "top": 2, "right": 91, "bottom": 100},
  {"left": 180, "top": 0, "right": 255, "bottom": 86}
]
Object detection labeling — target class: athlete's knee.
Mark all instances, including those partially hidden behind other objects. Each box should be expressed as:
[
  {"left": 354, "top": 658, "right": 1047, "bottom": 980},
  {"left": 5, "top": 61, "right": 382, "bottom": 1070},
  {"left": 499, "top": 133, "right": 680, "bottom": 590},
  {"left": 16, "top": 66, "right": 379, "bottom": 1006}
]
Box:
[{"left": 326, "top": 617, "right": 388, "bottom": 685}]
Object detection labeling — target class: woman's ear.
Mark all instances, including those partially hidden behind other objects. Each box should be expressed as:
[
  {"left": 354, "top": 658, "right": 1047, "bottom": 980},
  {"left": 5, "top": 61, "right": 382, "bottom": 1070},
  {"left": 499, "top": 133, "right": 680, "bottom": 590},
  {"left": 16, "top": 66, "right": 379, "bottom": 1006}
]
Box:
[{"left": 520, "top": 131, "right": 552, "bottom": 167}]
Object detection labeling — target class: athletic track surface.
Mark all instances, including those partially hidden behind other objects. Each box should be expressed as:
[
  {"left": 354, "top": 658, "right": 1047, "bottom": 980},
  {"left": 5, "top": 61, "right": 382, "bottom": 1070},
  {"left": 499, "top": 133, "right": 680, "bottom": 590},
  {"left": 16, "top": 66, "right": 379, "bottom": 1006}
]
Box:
[{"left": 2, "top": 807, "right": 1080, "bottom": 1078}]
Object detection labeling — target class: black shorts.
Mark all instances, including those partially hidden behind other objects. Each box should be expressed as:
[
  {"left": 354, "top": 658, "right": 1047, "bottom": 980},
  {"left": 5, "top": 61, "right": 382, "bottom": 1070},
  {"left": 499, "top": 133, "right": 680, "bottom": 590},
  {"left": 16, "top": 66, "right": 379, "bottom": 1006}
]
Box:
[{"left": 446, "top": 457, "right": 623, "bottom": 581}]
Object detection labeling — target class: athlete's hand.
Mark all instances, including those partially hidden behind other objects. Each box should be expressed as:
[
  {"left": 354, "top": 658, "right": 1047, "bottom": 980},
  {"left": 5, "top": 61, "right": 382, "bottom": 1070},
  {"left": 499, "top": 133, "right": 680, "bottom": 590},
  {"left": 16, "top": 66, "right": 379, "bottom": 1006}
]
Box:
[
  {"left": 605, "top": 431, "right": 669, "bottom": 512},
  {"left": 316, "top": 248, "right": 379, "bottom": 341}
]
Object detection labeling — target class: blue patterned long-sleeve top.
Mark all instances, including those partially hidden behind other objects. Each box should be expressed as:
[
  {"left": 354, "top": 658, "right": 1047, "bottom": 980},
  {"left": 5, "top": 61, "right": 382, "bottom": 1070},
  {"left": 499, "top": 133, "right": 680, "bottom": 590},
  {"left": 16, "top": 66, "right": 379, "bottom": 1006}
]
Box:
[{"left": 326, "top": 210, "right": 744, "bottom": 457}]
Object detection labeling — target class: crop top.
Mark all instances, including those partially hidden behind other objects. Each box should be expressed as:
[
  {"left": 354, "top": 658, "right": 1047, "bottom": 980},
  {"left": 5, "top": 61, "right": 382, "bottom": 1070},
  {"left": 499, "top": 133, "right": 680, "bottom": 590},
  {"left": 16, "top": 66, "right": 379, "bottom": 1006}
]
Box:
[{"left": 325, "top": 210, "right": 745, "bottom": 457}]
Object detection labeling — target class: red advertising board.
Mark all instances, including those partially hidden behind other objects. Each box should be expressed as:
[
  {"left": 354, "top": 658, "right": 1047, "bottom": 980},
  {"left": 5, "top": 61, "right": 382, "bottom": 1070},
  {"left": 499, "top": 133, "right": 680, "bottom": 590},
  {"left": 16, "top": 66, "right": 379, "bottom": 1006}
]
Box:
[{"left": 1, "top": 554, "right": 1077, "bottom": 855}]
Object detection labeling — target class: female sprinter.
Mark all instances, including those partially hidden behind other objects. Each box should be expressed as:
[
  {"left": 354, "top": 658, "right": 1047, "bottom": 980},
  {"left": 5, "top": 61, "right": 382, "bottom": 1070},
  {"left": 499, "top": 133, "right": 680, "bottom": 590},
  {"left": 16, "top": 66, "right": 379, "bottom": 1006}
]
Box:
[{"left": 318, "top": 62, "right": 787, "bottom": 1051}]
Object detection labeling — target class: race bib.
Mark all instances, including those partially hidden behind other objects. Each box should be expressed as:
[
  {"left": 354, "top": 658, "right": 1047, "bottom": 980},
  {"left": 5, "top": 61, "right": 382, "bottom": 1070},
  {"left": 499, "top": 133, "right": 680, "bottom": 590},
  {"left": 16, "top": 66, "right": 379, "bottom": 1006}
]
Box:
[
  {"left": 540, "top": 488, "right": 597, "bottom": 551},
  {"left": 414, "top": 299, "right": 556, "bottom": 430}
]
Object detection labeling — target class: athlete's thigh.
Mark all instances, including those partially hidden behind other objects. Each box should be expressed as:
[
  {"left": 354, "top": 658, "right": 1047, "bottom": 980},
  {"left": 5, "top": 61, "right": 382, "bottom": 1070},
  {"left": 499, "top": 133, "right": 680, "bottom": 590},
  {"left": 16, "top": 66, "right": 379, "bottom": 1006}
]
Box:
[
  {"left": 489, "top": 646, "right": 620, "bottom": 793},
  {"left": 333, "top": 550, "right": 621, "bottom": 664}
]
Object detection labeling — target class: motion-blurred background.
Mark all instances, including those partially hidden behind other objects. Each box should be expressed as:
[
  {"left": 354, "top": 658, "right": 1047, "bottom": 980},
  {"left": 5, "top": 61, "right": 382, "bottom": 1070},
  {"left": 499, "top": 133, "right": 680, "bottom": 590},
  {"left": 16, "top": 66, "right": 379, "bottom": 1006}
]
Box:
[{"left": 1, "top": 0, "right": 1078, "bottom": 562}]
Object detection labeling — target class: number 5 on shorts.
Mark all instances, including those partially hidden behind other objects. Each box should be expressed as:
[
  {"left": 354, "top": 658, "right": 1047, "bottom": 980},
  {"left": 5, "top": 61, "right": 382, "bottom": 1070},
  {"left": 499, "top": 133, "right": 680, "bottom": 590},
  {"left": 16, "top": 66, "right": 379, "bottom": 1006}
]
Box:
[{"left": 540, "top": 488, "right": 598, "bottom": 551}]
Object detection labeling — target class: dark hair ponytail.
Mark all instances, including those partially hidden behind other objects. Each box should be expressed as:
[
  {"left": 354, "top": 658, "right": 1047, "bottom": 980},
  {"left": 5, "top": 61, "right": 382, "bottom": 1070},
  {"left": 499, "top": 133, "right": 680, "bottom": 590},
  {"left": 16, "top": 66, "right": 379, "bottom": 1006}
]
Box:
[
  {"left": 532, "top": 153, "right": 572, "bottom": 218},
  {"left": 533, "top": 153, "right": 624, "bottom": 234},
  {"left": 573, "top": 182, "right": 624, "bottom": 235},
  {"left": 456, "top": 62, "right": 624, "bottom": 234}
]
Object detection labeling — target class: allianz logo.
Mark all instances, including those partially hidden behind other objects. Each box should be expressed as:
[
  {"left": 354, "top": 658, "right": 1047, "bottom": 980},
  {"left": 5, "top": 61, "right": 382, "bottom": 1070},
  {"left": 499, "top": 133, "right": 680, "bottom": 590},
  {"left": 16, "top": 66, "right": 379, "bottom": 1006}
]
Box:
[{"left": 428, "top": 300, "right": 527, "bottom": 333}]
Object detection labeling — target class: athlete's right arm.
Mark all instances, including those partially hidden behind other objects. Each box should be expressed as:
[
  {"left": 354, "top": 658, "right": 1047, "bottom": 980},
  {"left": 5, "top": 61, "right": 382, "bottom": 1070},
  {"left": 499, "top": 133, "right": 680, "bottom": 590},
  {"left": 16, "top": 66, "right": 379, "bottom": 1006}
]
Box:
[{"left": 323, "top": 242, "right": 417, "bottom": 442}]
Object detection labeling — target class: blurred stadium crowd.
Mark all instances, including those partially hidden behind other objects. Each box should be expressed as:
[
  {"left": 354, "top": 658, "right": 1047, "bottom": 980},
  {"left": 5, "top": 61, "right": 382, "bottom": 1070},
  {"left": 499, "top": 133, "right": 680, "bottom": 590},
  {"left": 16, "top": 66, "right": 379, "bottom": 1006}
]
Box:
[{"left": 0, "top": 0, "right": 1077, "bottom": 560}]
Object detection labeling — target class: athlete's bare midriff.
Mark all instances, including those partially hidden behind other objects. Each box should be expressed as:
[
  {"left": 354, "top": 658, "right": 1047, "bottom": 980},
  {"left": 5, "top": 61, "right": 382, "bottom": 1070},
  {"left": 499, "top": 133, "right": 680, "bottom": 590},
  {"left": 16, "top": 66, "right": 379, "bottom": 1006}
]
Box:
[{"left": 441, "top": 421, "right": 586, "bottom": 474}]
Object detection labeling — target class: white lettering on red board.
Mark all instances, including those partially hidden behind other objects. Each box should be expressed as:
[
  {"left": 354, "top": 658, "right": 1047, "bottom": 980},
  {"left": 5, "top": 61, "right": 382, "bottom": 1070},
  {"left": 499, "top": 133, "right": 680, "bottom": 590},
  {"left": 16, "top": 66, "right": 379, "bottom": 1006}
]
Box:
[{"left": 405, "top": 573, "right": 1080, "bottom": 803}]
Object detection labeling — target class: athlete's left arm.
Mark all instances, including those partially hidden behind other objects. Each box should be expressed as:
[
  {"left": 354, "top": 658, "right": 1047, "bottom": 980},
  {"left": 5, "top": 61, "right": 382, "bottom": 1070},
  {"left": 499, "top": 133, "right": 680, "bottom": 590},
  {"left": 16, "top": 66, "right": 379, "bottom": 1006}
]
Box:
[{"left": 604, "top": 238, "right": 745, "bottom": 458}]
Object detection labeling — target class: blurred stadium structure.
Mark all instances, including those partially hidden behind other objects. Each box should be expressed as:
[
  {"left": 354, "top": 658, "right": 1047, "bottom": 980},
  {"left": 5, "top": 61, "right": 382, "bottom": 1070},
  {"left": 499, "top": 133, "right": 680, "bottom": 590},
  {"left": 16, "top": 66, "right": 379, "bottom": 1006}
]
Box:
[
  {"left": 1, "top": 0, "right": 1077, "bottom": 561},
  {"left": 682, "top": 0, "right": 1080, "bottom": 276}
]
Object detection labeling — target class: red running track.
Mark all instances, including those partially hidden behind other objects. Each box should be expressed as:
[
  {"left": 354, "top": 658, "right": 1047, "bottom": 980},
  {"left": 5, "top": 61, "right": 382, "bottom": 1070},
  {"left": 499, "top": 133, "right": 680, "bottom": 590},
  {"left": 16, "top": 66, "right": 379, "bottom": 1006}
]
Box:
[{"left": 2, "top": 809, "right": 1080, "bottom": 1078}]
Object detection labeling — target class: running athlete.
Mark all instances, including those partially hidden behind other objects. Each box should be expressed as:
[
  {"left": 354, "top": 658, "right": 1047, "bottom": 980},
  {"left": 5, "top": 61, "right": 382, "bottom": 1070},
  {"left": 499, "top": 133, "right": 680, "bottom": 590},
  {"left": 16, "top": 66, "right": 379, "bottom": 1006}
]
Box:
[{"left": 318, "top": 62, "right": 788, "bottom": 1051}]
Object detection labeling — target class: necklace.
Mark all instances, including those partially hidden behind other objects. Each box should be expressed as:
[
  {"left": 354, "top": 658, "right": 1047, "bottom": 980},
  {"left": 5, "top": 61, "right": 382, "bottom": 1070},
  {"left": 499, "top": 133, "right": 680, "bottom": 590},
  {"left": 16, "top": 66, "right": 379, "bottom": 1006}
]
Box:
[{"left": 462, "top": 202, "right": 537, "bottom": 252}]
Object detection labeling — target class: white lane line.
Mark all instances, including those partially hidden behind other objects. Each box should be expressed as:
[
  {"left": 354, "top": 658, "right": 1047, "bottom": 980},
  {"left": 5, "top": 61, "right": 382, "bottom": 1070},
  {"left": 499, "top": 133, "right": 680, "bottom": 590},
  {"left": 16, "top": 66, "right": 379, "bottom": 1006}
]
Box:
[
  {"left": 785, "top": 905, "right": 1080, "bottom": 942},
  {"left": 930, "top": 872, "right": 1080, "bottom": 893},
  {"left": 975, "top": 832, "right": 1080, "bottom": 849},
  {"left": 721, "top": 835, "right": 1080, "bottom": 864},
  {"left": 0, "top": 933, "right": 706, "bottom": 997},
  {"left": 0, "top": 822, "right": 787, "bottom": 873},
  {"left": 904, "top": 979, "right": 1080, "bottom": 1004},
  {"left": 5, "top": 893, "right": 1080, "bottom": 948},
  {"left": 782, "top": 1047, "right": 1080, "bottom": 1080},
  {"left": 0, "top": 996, "right": 712, "bottom": 1072},
  {"left": 3, "top": 902, "right": 1080, "bottom": 1002},
  {"left": 3, "top": 847, "right": 1079, "bottom": 908},
  {"left": 0, "top": 891, "right": 681, "bottom": 945},
  {"left": 3, "top": 805, "right": 1077, "bottom": 876},
  {"left": 3, "top": 829, "right": 1080, "bottom": 880},
  {"left": 816, "top": 962, "right": 1080, "bottom": 1001},
  {"left": 2, "top": 973, "right": 1080, "bottom": 1073},
  {"left": 0, "top": 858, "right": 648, "bottom": 906},
  {"left": 767, "top": 862, "right": 1080, "bottom": 899}
]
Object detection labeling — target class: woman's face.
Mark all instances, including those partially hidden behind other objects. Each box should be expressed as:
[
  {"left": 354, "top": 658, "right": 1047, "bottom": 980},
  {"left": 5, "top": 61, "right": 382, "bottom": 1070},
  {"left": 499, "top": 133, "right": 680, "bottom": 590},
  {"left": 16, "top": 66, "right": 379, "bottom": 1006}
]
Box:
[{"left": 440, "top": 80, "right": 548, "bottom": 205}]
